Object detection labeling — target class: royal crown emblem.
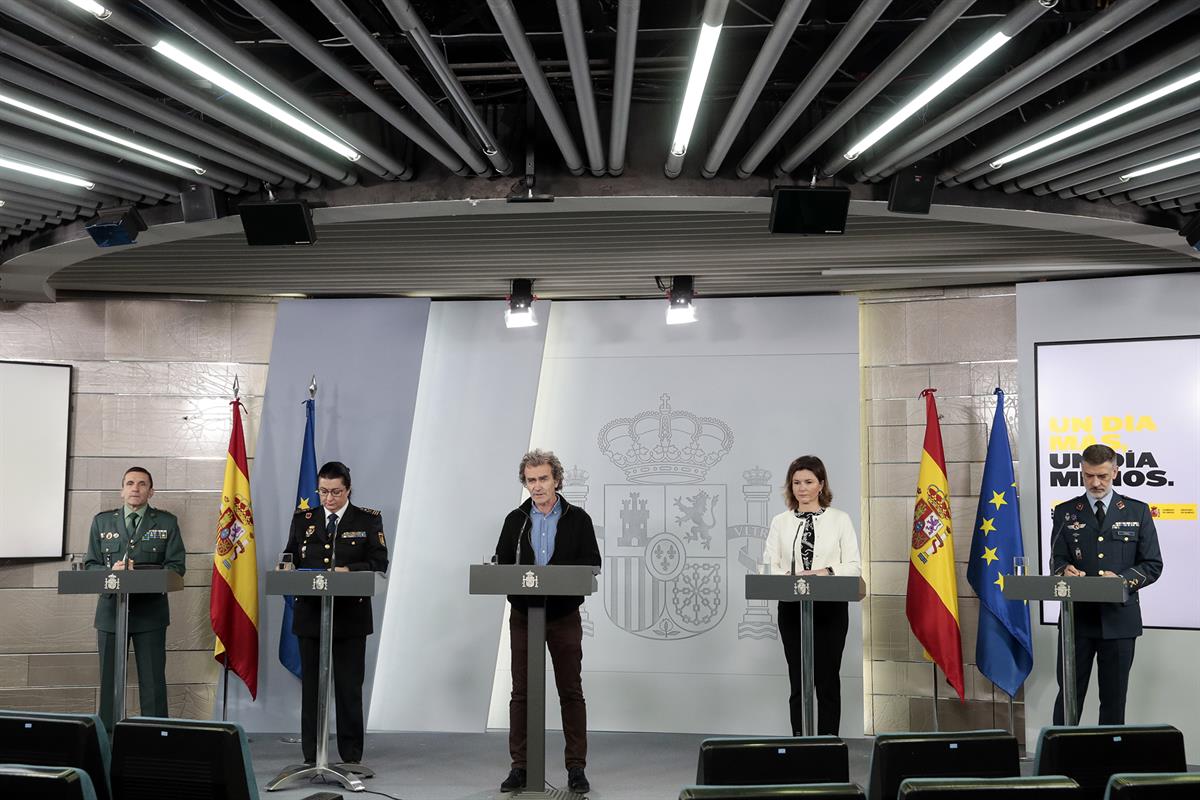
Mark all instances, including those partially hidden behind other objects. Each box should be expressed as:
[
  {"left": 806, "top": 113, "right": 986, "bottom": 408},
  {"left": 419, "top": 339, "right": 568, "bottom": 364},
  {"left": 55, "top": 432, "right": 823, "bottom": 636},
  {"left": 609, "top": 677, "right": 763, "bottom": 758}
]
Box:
[
  {"left": 598, "top": 394, "right": 733, "bottom": 484},
  {"left": 563, "top": 465, "right": 590, "bottom": 486},
  {"left": 793, "top": 577, "right": 811, "bottom": 596},
  {"left": 312, "top": 574, "right": 329, "bottom": 591},
  {"left": 522, "top": 570, "right": 539, "bottom": 589},
  {"left": 1054, "top": 579, "right": 1070, "bottom": 598},
  {"left": 104, "top": 574, "right": 119, "bottom": 591}
]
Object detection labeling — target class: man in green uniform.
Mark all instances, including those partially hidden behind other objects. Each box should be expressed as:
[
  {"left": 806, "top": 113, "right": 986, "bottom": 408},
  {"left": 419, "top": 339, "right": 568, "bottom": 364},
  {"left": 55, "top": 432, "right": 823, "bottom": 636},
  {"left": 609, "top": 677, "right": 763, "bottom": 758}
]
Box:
[{"left": 83, "top": 466, "right": 186, "bottom": 732}]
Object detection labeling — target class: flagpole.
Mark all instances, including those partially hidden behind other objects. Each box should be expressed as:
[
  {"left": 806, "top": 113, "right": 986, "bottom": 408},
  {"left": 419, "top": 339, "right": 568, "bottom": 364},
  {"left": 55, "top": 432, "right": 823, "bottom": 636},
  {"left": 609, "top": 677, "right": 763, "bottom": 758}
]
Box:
[
  {"left": 220, "top": 374, "right": 240, "bottom": 723},
  {"left": 932, "top": 664, "right": 940, "bottom": 731}
]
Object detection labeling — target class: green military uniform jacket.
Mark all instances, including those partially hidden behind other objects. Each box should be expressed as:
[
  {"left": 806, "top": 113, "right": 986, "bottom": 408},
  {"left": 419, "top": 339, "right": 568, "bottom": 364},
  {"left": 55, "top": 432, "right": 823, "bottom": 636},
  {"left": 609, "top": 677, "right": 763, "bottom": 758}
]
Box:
[{"left": 83, "top": 505, "right": 186, "bottom": 633}]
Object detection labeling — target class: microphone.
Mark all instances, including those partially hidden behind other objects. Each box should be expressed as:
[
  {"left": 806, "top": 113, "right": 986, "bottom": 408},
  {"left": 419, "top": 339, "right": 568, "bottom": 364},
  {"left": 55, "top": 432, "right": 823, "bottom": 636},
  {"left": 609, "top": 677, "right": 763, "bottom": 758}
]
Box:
[
  {"left": 519, "top": 516, "right": 531, "bottom": 566},
  {"left": 790, "top": 518, "right": 803, "bottom": 576},
  {"left": 1048, "top": 510, "right": 1069, "bottom": 575}
]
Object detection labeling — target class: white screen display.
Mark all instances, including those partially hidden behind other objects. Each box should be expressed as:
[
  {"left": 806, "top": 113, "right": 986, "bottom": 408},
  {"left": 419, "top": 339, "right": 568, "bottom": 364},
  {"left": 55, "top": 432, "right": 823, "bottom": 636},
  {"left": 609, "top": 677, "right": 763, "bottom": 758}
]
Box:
[{"left": 0, "top": 361, "right": 70, "bottom": 559}]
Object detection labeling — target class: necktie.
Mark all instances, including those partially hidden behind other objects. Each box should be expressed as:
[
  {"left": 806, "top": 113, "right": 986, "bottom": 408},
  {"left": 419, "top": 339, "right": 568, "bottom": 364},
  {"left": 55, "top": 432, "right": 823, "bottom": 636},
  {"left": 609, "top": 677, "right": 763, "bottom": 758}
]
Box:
[
  {"left": 326, "top": 512, "right": 338, "bottom": 541},
  {"left": 128, "top": 512, "right": 139, "bottom": 535},
  {"left": 1094, "top": 500, "right": 1106, "bottom": 528}
]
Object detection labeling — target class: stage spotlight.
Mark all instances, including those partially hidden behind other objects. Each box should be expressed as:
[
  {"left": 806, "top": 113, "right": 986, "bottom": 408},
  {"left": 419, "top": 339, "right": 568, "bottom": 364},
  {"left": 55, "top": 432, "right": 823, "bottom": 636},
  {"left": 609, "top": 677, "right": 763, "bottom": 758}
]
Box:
[
  {"left": 1180, "top": 214, "right": 1200, "bottom": 252},
  {"left": 667, "top": 275, "right": 697, "bottom": 325},
  {"left": 84, "top": 205, "right": 145, "bottom": 247},
  {"left": 505, "top": 278, "right": 537, "bottom": 328}
]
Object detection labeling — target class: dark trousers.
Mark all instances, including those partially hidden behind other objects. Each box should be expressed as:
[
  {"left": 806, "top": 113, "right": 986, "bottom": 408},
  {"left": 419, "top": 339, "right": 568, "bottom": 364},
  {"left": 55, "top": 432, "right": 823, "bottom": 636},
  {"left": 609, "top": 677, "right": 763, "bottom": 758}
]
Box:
[
  {"left": 509, "top": 606, "right": 587, "bottom": 770},
  {"left": 299, "top": 635, "right": 367, "bottom": 763},
  {"left": 1052, "top": 633, "right": 1136, "bottom": 725},
  {"left": 97, "top": 628, "right": 168, "bottom": 734},
  {"left": 777, "top": 600, "right": 849, "bottom": 736}
]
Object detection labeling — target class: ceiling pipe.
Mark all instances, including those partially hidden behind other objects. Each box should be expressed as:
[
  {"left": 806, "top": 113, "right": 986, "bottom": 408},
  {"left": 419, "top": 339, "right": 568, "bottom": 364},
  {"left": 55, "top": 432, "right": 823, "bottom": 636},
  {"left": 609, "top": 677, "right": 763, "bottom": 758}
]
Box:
[
  {"left": 231, "top": 0, "right": 461, "bottom": 178},
  {"left": 556, "top": 0, "right": 606, "bottom": 176},
  {"left": 0, "top": 199, "right": 80, "bottom": 221},
  {"left": 0, "top": 128, "right": 183, "bottom": 199},
  {"left": 0, "top": 34, "right": 295, "bottom": 186},
  {"left": 486, "top": 0, "right": 585, "bottom": 176},
  {"left": 380, "top": 0, "right": 510, "bottom": 175},
  {"left": 1000, "top": 107, "right": 1200, "bottom": 192},
  {"left": 0, "top": 179, "right": 103, "bottom": 210},
  {"left": 855, "top": 0, "right": 1161, "bottom": 182},
  {"left": 139, "top": 0, "right": 405, "bottom": 181},
  {"left": 0, "top": 0, "right": 352, "bottom": 185},
  {"left": 1164, "top": 190, "right": 1200, "bottom": 208},
  {"left": 775, "top": 0, "right": 970, "bottom": 177},
  {"left": 700, "top": 0, "right": 811, "bottom": 179},
  {"left": 825, "top": 0, "right": 1057, "bottom": 179},
  {"left": 607, "top": 0, "right": 639, "bottom": 176},
  {"left": 1021, "top": 131, "right": 1200, "bottom": 197},
  {"left": 0, "top": 191, "right": 79, "bottom": 217},
  {"left": 1099, "top": 169, "right": 1200, "bottom": 201},
  {"left": 0, "top": 169, "right": 124, "bottom": 206},
  {"left": 1109, "top": 172, "right": 1200, "bottom": 204},
  {"left": 940, "top": 39, "right": 1200, "bottom": 187},
  {"left": 309, "top": 0, "right": 488, "bottom": 176}
]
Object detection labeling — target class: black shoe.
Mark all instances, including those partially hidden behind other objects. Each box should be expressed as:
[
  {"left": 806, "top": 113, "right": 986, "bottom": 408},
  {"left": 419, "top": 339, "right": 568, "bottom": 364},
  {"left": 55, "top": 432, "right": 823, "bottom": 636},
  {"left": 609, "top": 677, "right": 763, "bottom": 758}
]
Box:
[
  {"left": 500, "top": 767, "right": 526, "bottom": 792},
  {"left": 567, "top": 766, "right": 590, "bottom": 794}
]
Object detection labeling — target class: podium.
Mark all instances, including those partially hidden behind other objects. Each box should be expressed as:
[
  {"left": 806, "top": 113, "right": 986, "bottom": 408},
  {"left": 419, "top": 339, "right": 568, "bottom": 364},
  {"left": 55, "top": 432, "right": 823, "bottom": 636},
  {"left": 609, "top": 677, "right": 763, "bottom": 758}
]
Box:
[
  {"left": 1003, "top": 574, "right": 1127, "bottom": 726},
  {"left": 470, "top": 564, "right": 598, "bottom": 799},
  {"left": 58, "top": 568, "right": 183, "bottom": 727},
  {"left": 745, "top": 574, "right": 866, "bottom": 736},
  {"left": 264, "top": 569, "right": 386, "bottom": 793}
]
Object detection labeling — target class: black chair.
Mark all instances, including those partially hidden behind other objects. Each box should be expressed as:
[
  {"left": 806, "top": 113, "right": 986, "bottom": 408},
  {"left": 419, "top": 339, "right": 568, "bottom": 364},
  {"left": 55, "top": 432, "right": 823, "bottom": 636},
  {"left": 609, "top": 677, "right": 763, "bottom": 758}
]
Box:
[
  {"left": 0, "top": 764, "right": 98, "bottom": 799},
  {"left": 0, "top": 710, "right": 111, "bottom": 800},
  {"left": 1034, "top": 725, "right": 1186, "bottom": 800},
  {"left": 1104, "top": 772, "right": 1200, "bottom": 799},
  {"left": 697, "top": 737, "right": 850, "bottom": 786},
  {"left": 680, "top": 784, "right": 866, "bottom": 800},
  {"left": 111, "top": 718, "right": 258, "bottom": 800},
  {"left": 866, "top": 729, "right": 1021, "bottom": 800},
  {"left": 898, "top": 775, "right": 1081, "bottom": 798}
]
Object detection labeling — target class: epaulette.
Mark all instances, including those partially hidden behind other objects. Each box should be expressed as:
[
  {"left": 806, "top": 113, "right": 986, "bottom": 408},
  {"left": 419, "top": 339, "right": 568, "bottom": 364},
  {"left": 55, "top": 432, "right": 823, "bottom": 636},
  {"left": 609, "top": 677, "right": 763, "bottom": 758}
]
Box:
[
  {"left": 295, "top": 508, "right": 315, "bottom": 519},
  {"left": 360, "top": 506, "right": 381, "bottom": 516}
]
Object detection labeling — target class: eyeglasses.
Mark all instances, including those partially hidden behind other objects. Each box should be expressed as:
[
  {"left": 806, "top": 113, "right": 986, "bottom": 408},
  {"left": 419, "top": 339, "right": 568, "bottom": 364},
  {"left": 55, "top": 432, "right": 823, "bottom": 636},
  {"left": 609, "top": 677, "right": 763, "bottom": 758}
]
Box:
[{"left": 317, "top": 488, "right": 347, "bottom": 498}]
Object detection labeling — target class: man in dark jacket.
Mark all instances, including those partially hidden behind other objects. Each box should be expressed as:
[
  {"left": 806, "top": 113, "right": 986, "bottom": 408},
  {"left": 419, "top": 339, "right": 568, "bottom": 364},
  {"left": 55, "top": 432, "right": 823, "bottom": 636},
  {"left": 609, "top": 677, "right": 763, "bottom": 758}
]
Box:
[
  {"left": 283, "top": 461, "right": 388, "bottom": 766},
  {"left": 1051, "top": 444, "right": 1163, "bottom": 724},
  {"left": 495, "top": 449, "right": 601, "bottom": 795}
]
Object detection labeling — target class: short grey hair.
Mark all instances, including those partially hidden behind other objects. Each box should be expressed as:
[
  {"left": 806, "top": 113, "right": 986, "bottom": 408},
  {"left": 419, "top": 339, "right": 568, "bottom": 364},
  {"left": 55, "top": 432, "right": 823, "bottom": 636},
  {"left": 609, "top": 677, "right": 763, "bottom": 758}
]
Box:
[
  {"left": 1082, "top": 443, "right": 1118, "bottom": 467},
  {"left": 518, "top": 449, "right": 564, "bottom": 490}
]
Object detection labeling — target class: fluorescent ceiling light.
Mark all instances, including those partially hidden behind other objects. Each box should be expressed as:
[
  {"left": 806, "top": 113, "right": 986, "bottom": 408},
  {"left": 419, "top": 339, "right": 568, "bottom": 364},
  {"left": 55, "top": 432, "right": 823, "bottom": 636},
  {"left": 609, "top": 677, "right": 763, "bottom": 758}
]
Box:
[
  {"left": 670, "top": 23, "right": 723, "bottom": 158},
  {"left": 0, "top": 200, "right": 5, "bottom": 207},
  {"left": 991, "top": 68, "right": 1200, "bottom": 169},
  {"left": 152, "top": 40, "right": 360, "bottom": 162},
  {"left": 0, "top": 91, "right": 205, "bottom": 175},
  {"left": 0, "top": 155, "right": 95, "bottom": 189},
  {"left": 844, "top": 32, "right": 1011, "bottom": 161},
  {"left": 65, "top": 0, "right": 110, "bottom": 19},
  {"left": 1120, "top": 150, "right": 1200, "bottom": 182}
]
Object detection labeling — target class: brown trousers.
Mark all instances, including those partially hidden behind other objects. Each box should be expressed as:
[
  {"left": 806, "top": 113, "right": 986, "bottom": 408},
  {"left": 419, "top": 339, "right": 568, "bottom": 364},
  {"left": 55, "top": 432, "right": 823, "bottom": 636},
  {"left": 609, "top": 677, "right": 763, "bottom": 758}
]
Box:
[{"left": 509, "top": 606, "right": 587, "bottom": 769}]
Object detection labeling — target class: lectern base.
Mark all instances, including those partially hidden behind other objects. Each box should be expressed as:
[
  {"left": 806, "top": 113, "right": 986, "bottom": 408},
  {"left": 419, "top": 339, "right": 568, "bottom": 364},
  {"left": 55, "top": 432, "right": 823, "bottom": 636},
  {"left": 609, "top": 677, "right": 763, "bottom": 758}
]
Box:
[
  {"left": 337, "top": 762, "right": 375, "bottom": 778},
  {"left": 266, "top": 762, "right": 365, "bottom": 792},
  {"left": 510, "top": 789, "right": 586, "bottom": 800}
]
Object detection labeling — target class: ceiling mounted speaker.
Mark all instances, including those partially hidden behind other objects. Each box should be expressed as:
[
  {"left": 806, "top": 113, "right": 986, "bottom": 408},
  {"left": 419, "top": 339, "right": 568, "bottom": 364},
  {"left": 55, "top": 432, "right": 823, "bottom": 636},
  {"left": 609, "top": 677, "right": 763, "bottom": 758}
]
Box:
[
  {"left": 1180, "top": 214, "right": 1200, "bottom": 252},
  {"left": 84, "top": 206, "right": 146, "bottom": 247},
  {"left": 888, "top": 163, "right": 936, "bottom": 215},
  {"left": 181, "top": 185, "right": 229, "bottom": 223},
  {"left": 237, "top": 200, "right": 316, "bottom": 246},
  {"left": 768, "top": 186, "right": 851, "bottom": 235}
]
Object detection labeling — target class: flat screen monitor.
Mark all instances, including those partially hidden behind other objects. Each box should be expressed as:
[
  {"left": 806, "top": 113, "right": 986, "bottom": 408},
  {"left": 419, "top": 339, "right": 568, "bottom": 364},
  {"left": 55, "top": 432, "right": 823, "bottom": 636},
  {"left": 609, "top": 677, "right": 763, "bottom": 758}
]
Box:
[
  {"left": 111, "top": 719, "right": 256, "bottom": 800},
  {"left": 697, "top": 736, "right": 849, "bottom": 786},
  {"left": 0, "top": 711, "right": 110, "bottom": 800},
  {"left": 1035, "top": 725, "right": 1186, "bottom": 800},
  {"left": 769, "top": 186, "right": 851, "bottom": 235},
  {"left": 868, "top": 731, "right": 1019, "bottom": 800}
]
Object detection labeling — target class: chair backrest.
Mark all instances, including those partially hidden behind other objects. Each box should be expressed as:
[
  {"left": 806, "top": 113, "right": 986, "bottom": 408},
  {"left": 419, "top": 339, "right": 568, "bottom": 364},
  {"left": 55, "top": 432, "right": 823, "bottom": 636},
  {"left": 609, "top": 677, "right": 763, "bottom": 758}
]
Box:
[
  {"left": 1103, "top": 771, "right": 1200, "bottom": 799},
  {"left": 111, "top": 717, "right": 258, "bottom": 800},
  {"left": 0, "top": 710, "right": 111, "bottom": 800},
  {"left": 1034, "top": 725, "right": 1186, "bottom": 800},
  {"left": 697, "top": 737, "right": 850, "bottom": 785},
  {"left": 866, "top": 729, "right": 1021, "bottom": 800},
  {"left": 679, "top": 783, "right": 866, "bottom": 799},
  {"left": 0, "top": 763, "right": 98, "bottom": 800},
  {"left": 898, "top": 775, "right": 1081, "bottom": 798}
]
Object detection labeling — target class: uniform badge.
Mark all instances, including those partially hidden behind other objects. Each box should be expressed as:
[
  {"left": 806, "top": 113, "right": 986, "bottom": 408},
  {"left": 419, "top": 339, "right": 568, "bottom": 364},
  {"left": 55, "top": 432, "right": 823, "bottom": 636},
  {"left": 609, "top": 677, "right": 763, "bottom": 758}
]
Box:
[
  {"left": 305, "top": 512, "right": 313, "bottom": 519},
  {"left": 1075, "top": 547, "right": 1083, "bottom": 560},
  {"left": 378, "top": 532, "right": 386, "bottom": 546},
  {"left": 1117, "top": 500, "right": 1126, "bottom": 510},
  {"left": 1068, "top": 522, "right": 1086, "bottom": 530},
  {"left": 305, "top": 526, "right": 315, "bottom": 537},
  {"left": 1075, "top": 502, "right": 1084, "bottom": 511}
]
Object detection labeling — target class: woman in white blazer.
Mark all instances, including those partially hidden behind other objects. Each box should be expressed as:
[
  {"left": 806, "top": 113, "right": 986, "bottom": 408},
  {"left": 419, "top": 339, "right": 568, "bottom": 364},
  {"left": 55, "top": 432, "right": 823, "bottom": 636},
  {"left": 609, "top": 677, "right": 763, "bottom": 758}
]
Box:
[{"left": 764, "top": 455, "right": 861, "bottom": 735}]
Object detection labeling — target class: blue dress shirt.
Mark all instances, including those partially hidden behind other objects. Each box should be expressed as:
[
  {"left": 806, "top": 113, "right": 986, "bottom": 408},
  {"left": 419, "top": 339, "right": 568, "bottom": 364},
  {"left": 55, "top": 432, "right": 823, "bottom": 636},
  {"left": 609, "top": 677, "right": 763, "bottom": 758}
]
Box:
[{"left": 530, "top": 498, "right": 562, "bottom": 566}]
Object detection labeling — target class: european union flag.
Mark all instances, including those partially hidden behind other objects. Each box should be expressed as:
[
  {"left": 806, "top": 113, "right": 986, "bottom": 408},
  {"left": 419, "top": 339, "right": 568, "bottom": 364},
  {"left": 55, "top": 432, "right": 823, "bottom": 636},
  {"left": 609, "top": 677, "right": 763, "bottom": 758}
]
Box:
[
  {"left": 279, "top": 397, "right": 318, "bottom": 679},
  {"left": 967, "top": 389, "right": 1033, "bottom": 698}
]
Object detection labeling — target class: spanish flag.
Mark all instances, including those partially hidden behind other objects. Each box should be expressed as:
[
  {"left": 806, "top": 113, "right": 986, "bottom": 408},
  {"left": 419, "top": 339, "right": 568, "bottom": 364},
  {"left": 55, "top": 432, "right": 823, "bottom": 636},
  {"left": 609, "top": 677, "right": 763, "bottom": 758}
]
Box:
[
  {"left": 906, "top": 389, "right": 965, "bottom": 700},
  {"left": 211, "top": 398, "right": 259, "bottom": 698}
]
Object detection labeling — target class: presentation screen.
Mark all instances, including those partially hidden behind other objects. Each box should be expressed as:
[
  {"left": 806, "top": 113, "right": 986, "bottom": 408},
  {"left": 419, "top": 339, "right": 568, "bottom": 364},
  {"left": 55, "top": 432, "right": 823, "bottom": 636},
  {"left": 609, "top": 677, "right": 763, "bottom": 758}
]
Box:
[
  {"left": 1035, "top": 337, "right": 1200, "bottom": 630},
  {"left": 0, "top": 361, "right": 70, "bottom": 559}
]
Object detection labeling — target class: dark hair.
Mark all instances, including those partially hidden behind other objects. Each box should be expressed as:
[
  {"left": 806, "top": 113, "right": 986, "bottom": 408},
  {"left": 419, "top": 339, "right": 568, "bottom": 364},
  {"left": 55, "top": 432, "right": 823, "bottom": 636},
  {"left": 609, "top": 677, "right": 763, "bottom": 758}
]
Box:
[
  {"left": 1082, "top": 444, "right": 1117, "bottom": 467},
  {"left": 519, "top": 449, "right": 564, "bottom": 491},
  {"left": 783, "top": 455, "right": 832, "bottom": 511},
  {"left": 123, "top": 466, "right": 154, "bottom": 489},
  {"left": 318, "top": 461, "right": 352, "bottom": 488}
]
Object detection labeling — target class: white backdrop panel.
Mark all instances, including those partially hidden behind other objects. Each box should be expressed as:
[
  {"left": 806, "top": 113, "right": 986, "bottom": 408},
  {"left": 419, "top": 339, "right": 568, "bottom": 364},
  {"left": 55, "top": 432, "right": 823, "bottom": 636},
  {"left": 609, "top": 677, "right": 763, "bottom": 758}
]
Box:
[
  {"left": 1017, "top": 274, "right": 1200, "bottom": 761},
  {"left": 487, "top": 296, "right": 863, "bottom": 735}
]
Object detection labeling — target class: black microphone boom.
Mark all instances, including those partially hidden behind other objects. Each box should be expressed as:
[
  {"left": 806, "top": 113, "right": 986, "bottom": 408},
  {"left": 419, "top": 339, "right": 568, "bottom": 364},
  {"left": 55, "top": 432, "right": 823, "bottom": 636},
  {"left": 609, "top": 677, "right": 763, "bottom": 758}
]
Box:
[{"left": 790, "top": 519, "right": 803, "bottom": 576}]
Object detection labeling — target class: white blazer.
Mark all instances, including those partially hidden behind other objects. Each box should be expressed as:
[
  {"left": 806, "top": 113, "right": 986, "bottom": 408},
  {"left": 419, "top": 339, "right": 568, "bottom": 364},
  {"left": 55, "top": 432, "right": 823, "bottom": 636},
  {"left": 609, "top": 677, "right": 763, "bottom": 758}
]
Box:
[{"left": 764, "top": 506, "right": 862, "bottom": 577}]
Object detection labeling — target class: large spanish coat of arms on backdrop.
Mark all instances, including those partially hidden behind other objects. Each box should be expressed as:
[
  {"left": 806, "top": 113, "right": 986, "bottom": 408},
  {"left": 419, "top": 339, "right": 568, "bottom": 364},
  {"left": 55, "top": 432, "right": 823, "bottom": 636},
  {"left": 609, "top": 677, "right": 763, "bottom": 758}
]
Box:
[{"left": 558, "top": 394, "right": 782, "bottom": 642}]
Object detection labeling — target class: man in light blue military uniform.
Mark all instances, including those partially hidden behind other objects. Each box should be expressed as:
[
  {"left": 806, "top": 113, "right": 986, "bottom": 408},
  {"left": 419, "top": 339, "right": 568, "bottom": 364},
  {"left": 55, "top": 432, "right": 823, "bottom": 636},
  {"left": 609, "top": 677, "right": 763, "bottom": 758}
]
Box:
[
  {"left": 83, "top": 466, "right": 186, "bottom": 733},
  {"left": 1051, "top": 444, "right": 1162, "bottom": 725}
]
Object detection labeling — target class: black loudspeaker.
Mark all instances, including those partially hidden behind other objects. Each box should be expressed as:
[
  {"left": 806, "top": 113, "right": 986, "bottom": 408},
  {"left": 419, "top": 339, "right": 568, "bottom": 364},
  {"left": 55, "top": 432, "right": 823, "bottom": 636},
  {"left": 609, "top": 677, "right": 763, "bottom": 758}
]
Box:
[
  {"left": 869, "top": 730, "right": 1020, "bottom": 800},
  {"left": 84, "top": 206, "right": 146, "bottom": 247},
  {"left": 111, "top": 719, "right": 256, "bottom": 800},
  {"left": 180, "top": 185, "right": 229, "bottom": 223},
  {"left": 769, "top": 186, "right": 851, "bottom": 234},
  {"left": 1034, "top": 724, "right": 1186, "bottom": 800},
  {"left": 237, "top": 199, "right": 316, "bottom": 246},
  {"left": 1105, "top": 772, "right": 1200, "bottom": 798},
  {"left": 1179, "top": 214, "right": 1200, "bottom": 251},
  {"left": 888, "top": 164, "right": 936, "bottom": 214},
  {"left": 696, "top": 736, "right": 849, "bottom": 786},
  {"left": 0, "top": 711, "right": 110, "bottom": 800},
  {"left": 0, "top": 765, "right": 96, "bottom": 799}
]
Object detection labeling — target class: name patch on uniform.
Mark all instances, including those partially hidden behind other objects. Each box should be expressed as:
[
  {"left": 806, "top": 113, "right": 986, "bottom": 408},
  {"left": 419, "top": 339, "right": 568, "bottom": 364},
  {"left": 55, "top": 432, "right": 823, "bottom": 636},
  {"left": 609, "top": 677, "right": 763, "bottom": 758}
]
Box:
[
  {"left": 1112, "top": 521, "right": 1140, "bottom": 529},
  {"left": 340, "top": 531, "right": 366, "bottom": 539}
]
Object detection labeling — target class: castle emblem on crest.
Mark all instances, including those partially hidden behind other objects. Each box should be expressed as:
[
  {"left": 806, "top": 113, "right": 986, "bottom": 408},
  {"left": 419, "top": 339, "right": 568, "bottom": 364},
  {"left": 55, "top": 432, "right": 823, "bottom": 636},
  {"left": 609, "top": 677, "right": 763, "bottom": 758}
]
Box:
[
  {"left": 312, "top": 574, "right": 329, "bottom": 591},
  {"left": 1054, "top": 580, "right": 1070, "bottom": 598},
  {"left": 522, "top": 570, "right": 539, "bottom": 589},
  {"left": 104, "top": 574, "right": 119, "bottom": 591},
  {"left": 793, "top": 577, "right": 810, "bottom": 596},
  {"left": 912, "top": 484, "right": 952, "bottom": 564}
]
